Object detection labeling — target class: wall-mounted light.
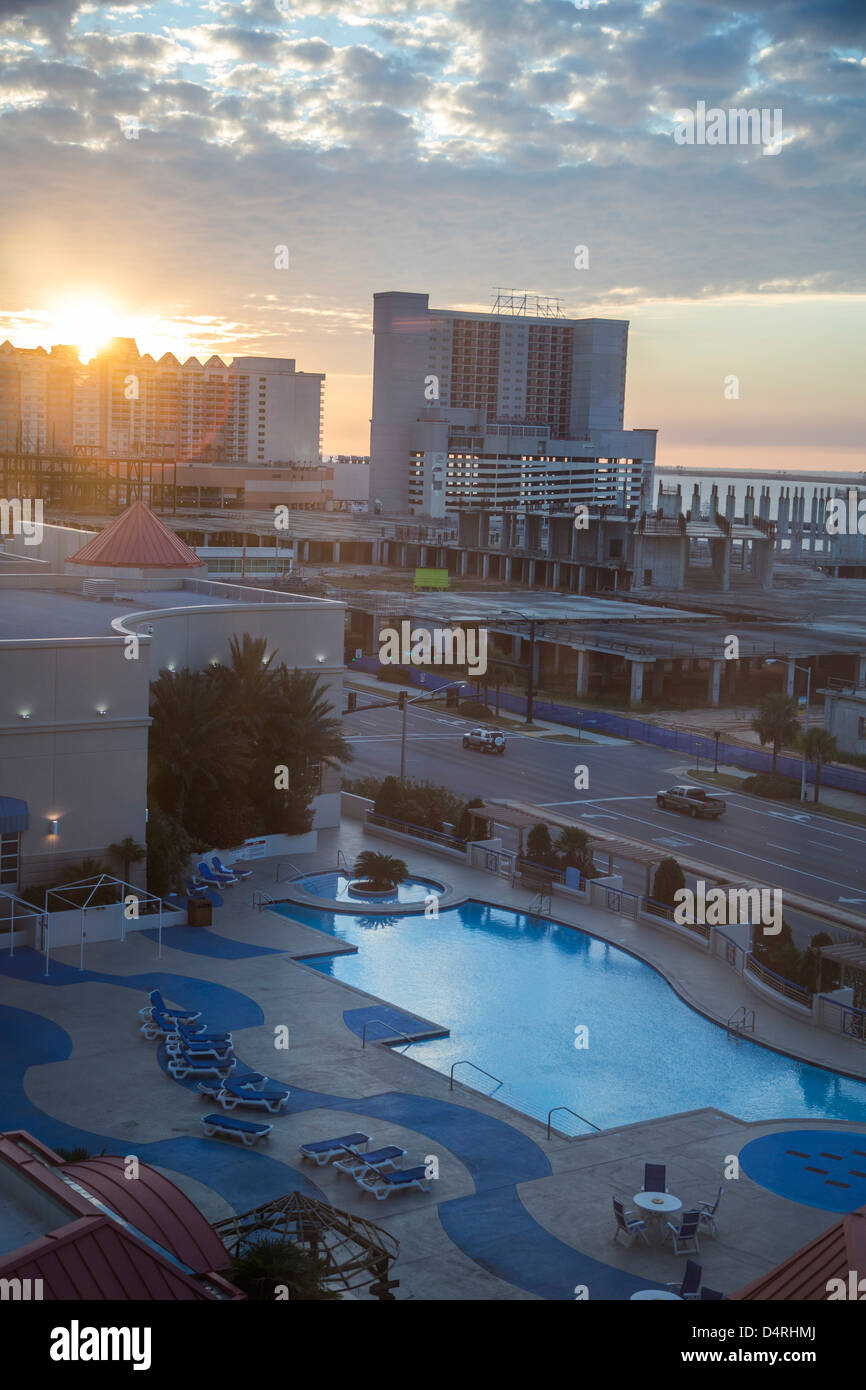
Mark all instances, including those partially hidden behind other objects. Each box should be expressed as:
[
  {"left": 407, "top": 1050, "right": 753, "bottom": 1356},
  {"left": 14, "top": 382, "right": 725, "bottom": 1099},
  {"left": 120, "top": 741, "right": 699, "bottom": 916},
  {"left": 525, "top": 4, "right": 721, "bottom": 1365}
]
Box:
[
  {"left": 167, "top": 663, "right": 176, "bottom": 673},
  {"left": 210, "top": 660, "right": 220, "bottom": 668},
  {"left": 19, "top": 711, "right": 30, "bottom": 720},
  {"left": 316, "top": 655, "right": 325, "bottom": 664},
  {"left": 48, "top": 817, "right": 59, "bottom": 835},
  {"left": 96, "top": 707, "right": 108, "bottom": 717}
]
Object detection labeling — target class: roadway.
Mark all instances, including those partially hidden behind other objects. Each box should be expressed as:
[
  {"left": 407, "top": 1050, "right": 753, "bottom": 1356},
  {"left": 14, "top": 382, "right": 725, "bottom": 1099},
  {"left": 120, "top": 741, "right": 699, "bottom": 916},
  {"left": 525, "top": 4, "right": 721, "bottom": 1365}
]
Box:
[{"left": 342, "top": 695, "right": 866, "bottom": 922}]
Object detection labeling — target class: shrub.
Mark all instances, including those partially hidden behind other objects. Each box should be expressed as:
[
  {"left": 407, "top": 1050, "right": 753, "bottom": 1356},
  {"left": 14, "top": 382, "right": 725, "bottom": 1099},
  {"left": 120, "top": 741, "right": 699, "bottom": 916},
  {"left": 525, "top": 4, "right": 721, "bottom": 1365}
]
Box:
[
  {"left": 376, "top": 665, "right": 412, "bottom": 684},
  {"left": 228, "top": 1237, "right": 340, "bottom": 1301},
  {"left": 146, "top": 808, "right": 193, "bottom": 898},
  {"left": 456, "top": 797, "right": 486, "bottom": 841},
  {"left": 742, "top": 773, "right": 800, "bottom": 800},
  {"left": 652, "top": 857, "right": 685, "bottom": 907},
  {"left": 525, "top": 823, "right": 555, "bottom": 866},
  {"left": 455, "top": 700, "right": 490, "bottom": 719}
]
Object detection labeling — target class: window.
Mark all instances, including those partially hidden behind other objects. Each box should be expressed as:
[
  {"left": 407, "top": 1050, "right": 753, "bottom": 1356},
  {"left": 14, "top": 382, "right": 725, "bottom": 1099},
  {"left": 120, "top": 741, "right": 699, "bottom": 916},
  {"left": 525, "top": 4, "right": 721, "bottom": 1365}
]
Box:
[{"left": 0, "top": 832, "right": 19, "bottom": 886}]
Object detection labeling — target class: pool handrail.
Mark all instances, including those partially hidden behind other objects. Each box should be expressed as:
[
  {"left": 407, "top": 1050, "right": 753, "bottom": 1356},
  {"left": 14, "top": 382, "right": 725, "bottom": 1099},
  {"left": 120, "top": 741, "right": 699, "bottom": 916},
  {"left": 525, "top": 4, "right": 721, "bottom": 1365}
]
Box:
[
  {"left": 449, "top": 1060, "right": 503, "bottom": 1094},
  {"left": 361, "top": 1019, "right": 415, "bottom": 1052},
  {"left": 546, "top": 1105, "right": 601, "bottom": 1138},
  {"left": 275, "top": 860, "right": 304, "bottom": 883}
]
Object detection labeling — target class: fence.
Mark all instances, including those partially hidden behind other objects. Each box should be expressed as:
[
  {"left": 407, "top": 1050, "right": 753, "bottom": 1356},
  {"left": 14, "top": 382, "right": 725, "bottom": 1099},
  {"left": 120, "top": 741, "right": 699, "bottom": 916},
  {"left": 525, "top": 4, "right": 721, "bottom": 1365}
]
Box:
[{"left": 347, "top": 656, "right": 866, "bottom": 795}]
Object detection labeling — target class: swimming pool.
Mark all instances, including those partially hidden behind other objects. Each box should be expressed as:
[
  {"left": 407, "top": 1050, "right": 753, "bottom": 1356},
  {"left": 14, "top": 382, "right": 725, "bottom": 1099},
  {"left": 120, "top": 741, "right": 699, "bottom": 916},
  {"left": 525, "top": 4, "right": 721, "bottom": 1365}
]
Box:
[
  {"left": 290, "top": 871, "right": 444, "bottom": 905},
  {"left": 273, "top": 899, "right": 866, "bottom": 1132}
]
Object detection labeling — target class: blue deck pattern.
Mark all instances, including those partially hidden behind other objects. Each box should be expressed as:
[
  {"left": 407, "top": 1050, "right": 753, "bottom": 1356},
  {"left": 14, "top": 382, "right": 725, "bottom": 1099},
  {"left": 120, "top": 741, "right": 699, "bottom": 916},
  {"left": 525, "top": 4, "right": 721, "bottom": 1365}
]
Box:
[
  {"left": 739, "top": 1130, "right": 866, "bottom": 1213},
  {"left": 342, "top": 1005, "right": 449, "bottom": 1044},
  {"left": 0, "top": 947, "right": 658, "bottom": 1299}
]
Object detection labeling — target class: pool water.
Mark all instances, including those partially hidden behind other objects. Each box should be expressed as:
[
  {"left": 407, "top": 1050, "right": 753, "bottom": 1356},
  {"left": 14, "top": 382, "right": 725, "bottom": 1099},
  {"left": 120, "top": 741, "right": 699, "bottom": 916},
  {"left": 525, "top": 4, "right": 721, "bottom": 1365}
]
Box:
[
  {"left": 273, "top": 899, "right": 866, "bottom": 1132},
  {"left": 290, "top": 871, "right": 444, "bottom": 905}
]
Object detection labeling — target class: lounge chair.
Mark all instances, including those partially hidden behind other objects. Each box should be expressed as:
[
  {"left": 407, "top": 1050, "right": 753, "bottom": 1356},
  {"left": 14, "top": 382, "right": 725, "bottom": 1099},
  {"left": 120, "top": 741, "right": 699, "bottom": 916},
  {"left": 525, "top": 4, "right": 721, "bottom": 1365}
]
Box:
[
  {"left": 185, "top": 878, "right": 222, "bottom": 908},
  {"left": 665, "top": 1210, "right": 701, "bottom": 1256},
  {"left": 200, "top": 1114, "right": 272, "bottom": 1147},
  {"left": 353, "top": 1164, "right": 431, "bottom": 1201},
  {"left": 197, "top": 860, "right": 237, "bottom": 887},
  {"left": 166, "top": 1033, "right": 234, "bottom": 1061},
  {"left": 176, "top": 1021, "right": 233, "bottom": 1046},
  {"left": 642, "top": 1163, "right": 667, "bottom": 1193},
  {"left": 333, "top": 1145, "right": 406, "bottom": 1177},
  {"left": 700, "top": 1286, "right": 725, "bottom": 1300},
  {"left": 667, "top": 1260, "right": 702, "bottom": 1300},
  {"left": 213, "top": 855, "right": 252, "bottom": 881},
  {"left": 612, "top": 1198, "right": 649, "bottom": 1247},
  {"left": 298, "top": 1133, "right": 371, "bottom": 1166},
  {"left": 141, "top": 1007, "right": 183, "bottom": 1039},
  {"left": 197, "top": 1079, "right": 227, "bottom": 1102},
  {"left": 167, "top": 1049, "right": 236, "bottom": 1080},
  {"left": 697, "top": 1185, "right": 724, "bottom": 1236},
  {"left": 219, "top": 1079, "right": 290, "bottom": 1114},
  {"left": 138, "top": 989, "right": 201, "bottom": 1024}
]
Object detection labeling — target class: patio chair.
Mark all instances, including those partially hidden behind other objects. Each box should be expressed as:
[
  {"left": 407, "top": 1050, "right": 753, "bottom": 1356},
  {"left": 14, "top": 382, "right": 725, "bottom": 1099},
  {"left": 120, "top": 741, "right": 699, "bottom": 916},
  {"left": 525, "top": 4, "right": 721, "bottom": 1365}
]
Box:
[
  {"left": 166, "top": 1033, "right": 234, "bottom": 1061},
  {"left": 298, "top": 1133, "right": 372, "bottom": 1166},
  {"left": 138, "top": 989, "right": 201, "bottom": 1024},
  {"left": 167, "top": 1049, "right": 236, "bottom": 1080},
  {"left": 697, "top": 1185, "right": 724, "bottom": 1236},
  {"left": 198, "top": 860, "right": 237, "bottom": 887},
  {"left": 213, "top": 855, "right": 252, "bottom": 881},
  {"left": 185, "top": 878, "right": 223, "bottom": 908},
  {"left": 219, "top": 1078, "right": 290, "bottom": 1114},
  {"left": 667, "top": 1260, "right": 702, "bottom": 1300},
  {"left": 700, "top": 1286, "right": 725, "bottom": 1300},
  {"left": 665, "top": 1210, "right": 701, "bottom": 1256},
  {"left": 642, "top": 1163, "right": 667, "bottom": 1193},
  {"left": 200, "top": 1114, "right": 272, "bottom": 1147},
  {"left": 333, "top": 1145, "right": 406, "bottom": 1177},
  {"left": 612, "top": 1198, "right": 649, "bottom": 1247},
  {"left": 176, "top": 1021, "right": 233, "bottom": 1046},
  {"left": 353, "top": 1164, "right": 431, "bottom": 1201}
]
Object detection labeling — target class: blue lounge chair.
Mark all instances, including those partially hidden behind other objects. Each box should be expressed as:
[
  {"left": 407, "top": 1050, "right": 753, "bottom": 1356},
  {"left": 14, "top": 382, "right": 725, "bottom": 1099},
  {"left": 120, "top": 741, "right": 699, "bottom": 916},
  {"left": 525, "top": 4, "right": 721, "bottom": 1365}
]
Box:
[
  {"left": 141, "top": 1007, "right": 183, "bottom": 1039},
  {"left": 176, "top": 1021, "right": 233, "bottom": 1046},
  {"left": 667, "top": 1260, "right": 702, "bottom": 1300},
  {"left": 167, "top": 1049, "right": 236, "bottom": 1080},
  {"left": 198, "top": 861, "right": 237, "bottom": 887},
  {"left": 334, "top": 1145, "right": 406, "bottom": 1177},
  {"left": 201, "top": 1114, "right": 272, "bottom": 1147},
  {"left": 185, "top": 878, "right": 222, "bottom": 908},
  {"left": 353, "top": 1164, "right": 431, "bottom": 1201},
  {"left": 219, "top": 1079, "right": 290, "bottom": 1114},
  {"left": 697, "top": 1185, "right": 724, "bottom": 1236},
  {"left": 213, "top": 855, "right": 252, "bottom": 881},
  {"left": 642, "top": 1163, "right": 667, "bottom": 1193},
  {"left": 612, "top": 1198, "right": 649, "bottom": 1247},
  {"left": 665, "top": 1210, "right": 701, "bottom": 1256},
  {"left": 138, "top": 989, "right": 201, "bottom": 1024},
  {"left": 197, "top": 1079, "right": 226, "bottom": 1102},
  {"left": 166, "top": 1034, "right": 233, "bottom": 1061},
  {"left": 298, "top": 1133, "right": 371, "bottom": 1166}
]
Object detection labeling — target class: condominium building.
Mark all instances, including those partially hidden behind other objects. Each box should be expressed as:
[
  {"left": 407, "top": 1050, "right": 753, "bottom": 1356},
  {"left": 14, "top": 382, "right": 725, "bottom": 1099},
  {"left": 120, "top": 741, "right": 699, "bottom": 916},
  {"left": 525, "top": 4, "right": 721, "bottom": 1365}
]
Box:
[
  {"left": 0, "top": 340, "right": 324, "bottom": 466},
  {"left": 369, "top": 291, "right": 656, "bottom": 516}
]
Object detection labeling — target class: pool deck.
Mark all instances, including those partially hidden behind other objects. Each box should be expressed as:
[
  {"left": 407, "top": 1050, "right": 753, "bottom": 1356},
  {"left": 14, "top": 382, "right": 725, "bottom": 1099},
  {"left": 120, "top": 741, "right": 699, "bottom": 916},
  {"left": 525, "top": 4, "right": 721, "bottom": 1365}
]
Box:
[{"left": 0, "top": 819, "right": 864, "bottom": 1301}]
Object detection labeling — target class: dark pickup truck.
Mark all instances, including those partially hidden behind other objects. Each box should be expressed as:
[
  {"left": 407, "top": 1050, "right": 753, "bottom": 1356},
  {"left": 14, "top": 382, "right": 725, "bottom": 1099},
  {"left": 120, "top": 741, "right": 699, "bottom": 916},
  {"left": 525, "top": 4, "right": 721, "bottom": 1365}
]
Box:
[{"left": 656, "top": 784, "right": 726, "bottom": 819}]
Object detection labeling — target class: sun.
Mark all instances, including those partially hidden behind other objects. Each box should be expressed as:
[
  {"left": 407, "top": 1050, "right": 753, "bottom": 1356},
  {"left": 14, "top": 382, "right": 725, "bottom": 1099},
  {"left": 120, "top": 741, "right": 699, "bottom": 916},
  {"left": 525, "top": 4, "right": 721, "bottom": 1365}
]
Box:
[{"left": 51, "top": 296, "right": 121, "bottom": 362}]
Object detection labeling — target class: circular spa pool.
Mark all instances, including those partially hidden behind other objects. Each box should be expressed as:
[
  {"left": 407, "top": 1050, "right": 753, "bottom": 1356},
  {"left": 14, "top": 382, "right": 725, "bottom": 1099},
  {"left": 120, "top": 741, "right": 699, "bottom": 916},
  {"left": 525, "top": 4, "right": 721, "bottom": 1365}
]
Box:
[{"left": 292, "top": 871, "right": 445, "bottom": 906}]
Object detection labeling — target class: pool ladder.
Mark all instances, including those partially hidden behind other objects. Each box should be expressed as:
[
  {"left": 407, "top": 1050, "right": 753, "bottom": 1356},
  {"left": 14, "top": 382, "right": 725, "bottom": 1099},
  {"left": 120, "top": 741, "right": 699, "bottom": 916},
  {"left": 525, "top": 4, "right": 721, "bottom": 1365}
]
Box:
[
  {"left": 529, "top": 891, "right": 552, "bottom": 915},
  {"left": 727, "top": 1006, "right": 756, "bottom": 1038},
  {"left": 361, "top": 1019, "right": 416, "bottom": 1054}
]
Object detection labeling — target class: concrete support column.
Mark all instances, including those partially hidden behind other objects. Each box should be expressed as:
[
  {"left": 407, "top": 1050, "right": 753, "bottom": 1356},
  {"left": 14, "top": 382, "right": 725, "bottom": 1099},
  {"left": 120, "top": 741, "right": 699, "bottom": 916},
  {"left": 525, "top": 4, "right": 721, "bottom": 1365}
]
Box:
[
  {"left": 512, "top": 635, "right": 521, "bottom": 660},
  {"left": 785, "top": 660, "right": 796, "bottom": 696},
  {"left": 725, "top": 658, "right": 738, "bottom": 695},
  {"left": 707, "top": 659, "right": 722, "bottom": 707},
  {"left": 482, "top": 552, "right": 490, "bottom": 579},
  {"left": 576, "top": 649, "right": 589, "bottom": 697},
  {"left": 503, "top": 556, "right": 512, "bottom": 582},
  {"left": 333, "top": 540, "right": 341, "bottom": 563},
  {"left": 551, "top": 561, "right": 561, "bottom": 588},
  {"left": 400, "top": 544, "right": 408, "bottom": 567},
  {"left": 629, "top": 660, "right": 645, "bottom": 707},
  {"left": 302, "top": 540, "right": 310, "bottom": 562},
  {"left": 460, "top": 551, "right": 468, "bottom": 576},
  {"left": 527, "top": 559, "right": 536, "bottom": 586},
  {"left": 578, "top": 566, "right": 586, "bottom": 595},
  {"left": 551, "top": 642, "right": 561, "bottom": 675},
  {"left": 857, "top": 653, "right": 866, "bottom": 688}
]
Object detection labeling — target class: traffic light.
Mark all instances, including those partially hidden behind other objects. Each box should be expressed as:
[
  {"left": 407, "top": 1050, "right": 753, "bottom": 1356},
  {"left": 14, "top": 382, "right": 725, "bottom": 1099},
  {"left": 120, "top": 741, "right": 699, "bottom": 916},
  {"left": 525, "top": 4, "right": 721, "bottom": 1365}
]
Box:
[
  {"left": 445, "top": 687, "right": 457, "bottom": 708},
  {"left": 347, "top": 691, "right": 357, "bottom": 712}
]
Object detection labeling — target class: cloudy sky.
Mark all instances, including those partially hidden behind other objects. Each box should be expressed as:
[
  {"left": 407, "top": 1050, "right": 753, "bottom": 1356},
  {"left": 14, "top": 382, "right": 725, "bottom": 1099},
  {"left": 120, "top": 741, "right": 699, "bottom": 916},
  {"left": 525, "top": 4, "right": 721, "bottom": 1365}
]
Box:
[{"left": 1, "top": 0, "right": 863, "bottom": 465}]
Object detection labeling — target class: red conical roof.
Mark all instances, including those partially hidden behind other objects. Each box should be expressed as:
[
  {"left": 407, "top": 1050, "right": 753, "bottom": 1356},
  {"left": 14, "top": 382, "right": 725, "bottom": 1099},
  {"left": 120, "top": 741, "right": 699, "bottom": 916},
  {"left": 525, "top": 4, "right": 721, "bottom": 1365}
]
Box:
[{"left": 68, "top": 501, "right": 203, "bottom": 568}]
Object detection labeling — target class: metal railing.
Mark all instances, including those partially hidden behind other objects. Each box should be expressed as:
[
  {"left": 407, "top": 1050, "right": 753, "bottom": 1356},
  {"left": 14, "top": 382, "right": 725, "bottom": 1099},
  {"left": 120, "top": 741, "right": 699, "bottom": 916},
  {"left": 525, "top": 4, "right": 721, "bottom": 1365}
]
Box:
[
  {"left": 366, "top": 810, "right": 465, "bottom": 853},
  {"left": 745, "top": 955, "right": 813, "bottom": 1008},
  {"left": 361, "top": 1019, "right": 415, "bottom": 1053},
  {"left": 726, "top": 1006, "right": 756, "bottom": 1037},
  {"left": 275, "top": 859, "right": 304, "bottom": 883},
  {"left": 546, "top": 1106, "right": 601, "bottom": 1139},
  {"left": 337, "top": 849, "right": 351, "bottom": 873},
  {"left": 449, "top": 1060, "right": 503, "bottom": 1094},
  {"left": 252, "top": 889, "right": 275, "bottom": 911}
]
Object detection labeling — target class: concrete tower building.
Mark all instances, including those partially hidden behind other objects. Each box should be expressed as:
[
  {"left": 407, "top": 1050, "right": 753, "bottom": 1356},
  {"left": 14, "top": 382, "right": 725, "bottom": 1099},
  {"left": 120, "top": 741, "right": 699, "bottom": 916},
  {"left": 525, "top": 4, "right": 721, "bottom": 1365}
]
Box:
[{"left": 369, "top": 291, "right": 656, "bottom": 516}]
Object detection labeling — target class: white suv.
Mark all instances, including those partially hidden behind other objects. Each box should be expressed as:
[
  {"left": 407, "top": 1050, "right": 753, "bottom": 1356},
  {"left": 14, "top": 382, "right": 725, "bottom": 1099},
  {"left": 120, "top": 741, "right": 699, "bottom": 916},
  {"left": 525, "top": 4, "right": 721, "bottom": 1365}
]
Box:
[{"left": 462, "top": 727, "right": 506, "bottom": 755}]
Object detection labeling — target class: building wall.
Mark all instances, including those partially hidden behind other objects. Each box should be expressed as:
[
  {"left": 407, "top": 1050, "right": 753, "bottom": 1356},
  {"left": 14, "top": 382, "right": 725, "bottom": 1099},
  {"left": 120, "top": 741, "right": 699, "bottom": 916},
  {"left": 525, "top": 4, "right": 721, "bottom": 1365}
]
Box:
[{"left": 823, "top": 692, "right": 866, "bottom": 756}]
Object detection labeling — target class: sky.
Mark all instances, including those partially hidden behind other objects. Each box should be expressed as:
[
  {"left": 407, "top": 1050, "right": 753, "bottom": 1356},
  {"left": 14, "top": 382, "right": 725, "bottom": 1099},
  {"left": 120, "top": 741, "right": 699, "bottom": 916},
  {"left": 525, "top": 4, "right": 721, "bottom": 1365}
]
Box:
[{"left": 0, "top": 0, "right": 863, "bottom": 466}]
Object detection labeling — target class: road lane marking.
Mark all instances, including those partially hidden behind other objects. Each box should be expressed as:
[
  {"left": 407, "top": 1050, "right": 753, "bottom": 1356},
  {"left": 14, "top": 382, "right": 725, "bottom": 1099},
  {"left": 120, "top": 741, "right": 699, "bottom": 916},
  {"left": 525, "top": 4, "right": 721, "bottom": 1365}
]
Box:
[
  {"left": 537, "top": 796, "right": 656, "bottom": 807},
  {"left": 766, "top": 843, "right": 801, "bottom": 855}
]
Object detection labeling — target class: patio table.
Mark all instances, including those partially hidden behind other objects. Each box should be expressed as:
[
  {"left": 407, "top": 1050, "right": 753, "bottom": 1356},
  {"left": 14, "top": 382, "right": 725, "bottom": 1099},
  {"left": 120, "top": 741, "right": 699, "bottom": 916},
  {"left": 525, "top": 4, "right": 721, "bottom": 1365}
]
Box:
[
  {"left": 630, "top": 1290, "right": 682, "bottom": 1300},
  {"left": 633, "top": 1190, "right": 682, "bottom": 1244}
]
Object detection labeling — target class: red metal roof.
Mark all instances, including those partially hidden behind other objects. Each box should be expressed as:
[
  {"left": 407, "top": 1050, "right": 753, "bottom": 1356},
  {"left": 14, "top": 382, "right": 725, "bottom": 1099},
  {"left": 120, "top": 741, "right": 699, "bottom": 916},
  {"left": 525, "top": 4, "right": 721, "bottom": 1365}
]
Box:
[
  {"left": 0, "top": 1215, "right": 224, "bottom": 1300},
  {"left": 729, "top": 1205, "right": 866, "bottom": 1300},
  {"left": 59, "top": 1156, "right": 231, "bottom": 1275},
  {"left": 67, "top": 501, "right": 203, "bottom": 568}
]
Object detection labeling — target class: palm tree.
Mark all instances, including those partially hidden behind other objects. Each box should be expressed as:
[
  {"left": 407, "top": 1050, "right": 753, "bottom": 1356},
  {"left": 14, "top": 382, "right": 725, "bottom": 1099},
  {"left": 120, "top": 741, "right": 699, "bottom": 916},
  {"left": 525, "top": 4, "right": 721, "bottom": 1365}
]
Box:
[
  {"left": 106, "top": 835, "right": 146, "bottom": 884},
  {"left": 751, "top": 692, "right": 801, "bottom": 774},
  {"left": 148, "top": 667, "right": 250, "bottom": 823},
  {"left": 219, "top": 633, "right": 281, "bottom": 742},
  {"left": 275, "top": 667, "right": 353, "bottom": 791},
  {"left": 555, "top": 826, "right": 593, "bottom": 878},
  {"left": 800, "top": 727, "right": 837, "bottom": 804},
  {"left": 228, "top": 1237, "right": 340, "bottom": 1301},
  {"left": 352, "top": 851, "right": 408, "bottom": 890}
]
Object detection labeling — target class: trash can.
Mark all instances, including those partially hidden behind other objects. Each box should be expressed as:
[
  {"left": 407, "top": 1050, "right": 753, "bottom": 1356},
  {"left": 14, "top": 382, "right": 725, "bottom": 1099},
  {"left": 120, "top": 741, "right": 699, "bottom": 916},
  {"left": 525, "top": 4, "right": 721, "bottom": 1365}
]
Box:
[{"left": 187, "top": 896, "right": 212, "bottom": 927}]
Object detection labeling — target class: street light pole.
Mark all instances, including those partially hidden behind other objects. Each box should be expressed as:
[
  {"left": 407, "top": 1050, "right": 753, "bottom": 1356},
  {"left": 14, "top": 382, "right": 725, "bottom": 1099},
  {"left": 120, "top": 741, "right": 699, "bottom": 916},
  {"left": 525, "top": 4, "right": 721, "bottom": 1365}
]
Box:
[
  {"left": 800, "top": 666, "right": 811, "bottom": 804},
  {"left": 525, "top": 619, "right": 536, "bottom": 726},
  {"left": 399, "top": 690, "right": 407, "bottom": 782}
]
